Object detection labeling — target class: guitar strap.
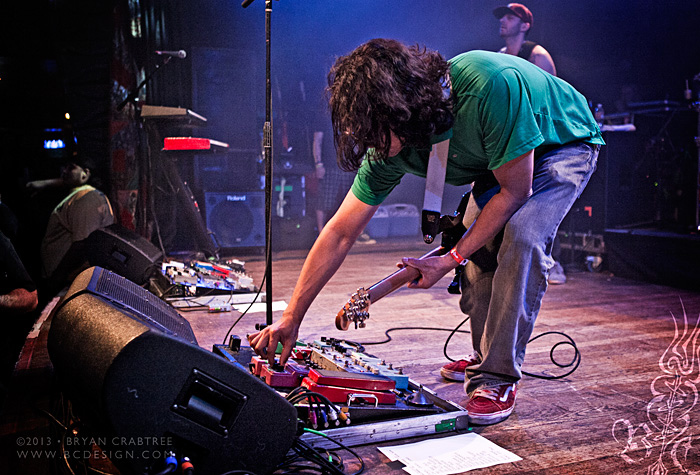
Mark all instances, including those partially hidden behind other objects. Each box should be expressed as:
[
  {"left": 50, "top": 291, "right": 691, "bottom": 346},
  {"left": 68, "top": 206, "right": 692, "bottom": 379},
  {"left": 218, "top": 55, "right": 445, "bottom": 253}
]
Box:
[{"left": 421, "top": 139, "right": 450, "bottom": 243}]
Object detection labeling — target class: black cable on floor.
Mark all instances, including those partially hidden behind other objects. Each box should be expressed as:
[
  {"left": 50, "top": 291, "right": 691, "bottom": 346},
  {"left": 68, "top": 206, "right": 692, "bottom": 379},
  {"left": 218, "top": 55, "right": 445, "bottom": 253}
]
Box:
[
  {"left": 221, "top": 272, "right": 267, "bottom": 345},
  {"left": 357, "top": 314, "right": 581, "bottom": 380}
]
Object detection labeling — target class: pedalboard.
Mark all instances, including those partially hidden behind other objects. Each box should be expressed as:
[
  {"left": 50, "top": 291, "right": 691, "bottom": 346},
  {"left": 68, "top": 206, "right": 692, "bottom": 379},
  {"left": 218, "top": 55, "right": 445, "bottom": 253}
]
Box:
[
  {"left": 212, "top": 335, "right": 468, "bottom": 448},
  {"left": 161, "top": 259, "right": 256, "bottom": 296}
]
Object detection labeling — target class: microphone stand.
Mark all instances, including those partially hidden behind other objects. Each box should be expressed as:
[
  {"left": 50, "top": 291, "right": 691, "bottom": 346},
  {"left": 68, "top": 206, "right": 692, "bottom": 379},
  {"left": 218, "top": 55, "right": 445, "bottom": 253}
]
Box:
[
  {"left": 117, "top": 56, "right": 173, "bottom": 112},
  {"left": 243, "top": 0, "right": 275, "bottom": 326},
  {"left": 693, "top": 72, "right": 700, "bottom": 232},
  {"left": 117, "top": 54, "right": 175, "bottom": 240}
]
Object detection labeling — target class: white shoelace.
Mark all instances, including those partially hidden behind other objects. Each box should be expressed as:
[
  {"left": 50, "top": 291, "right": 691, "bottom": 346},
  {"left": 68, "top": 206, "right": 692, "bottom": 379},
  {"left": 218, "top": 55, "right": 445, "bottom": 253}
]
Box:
[{"left": 472, "top": 386, "right": 500, "bottom": 401}]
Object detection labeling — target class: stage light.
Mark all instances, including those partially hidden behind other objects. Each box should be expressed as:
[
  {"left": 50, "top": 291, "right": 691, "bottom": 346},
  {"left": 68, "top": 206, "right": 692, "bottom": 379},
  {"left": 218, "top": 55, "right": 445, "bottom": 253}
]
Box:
[{"left": 43, "top": 139, "right": 65, "bottom": 149}]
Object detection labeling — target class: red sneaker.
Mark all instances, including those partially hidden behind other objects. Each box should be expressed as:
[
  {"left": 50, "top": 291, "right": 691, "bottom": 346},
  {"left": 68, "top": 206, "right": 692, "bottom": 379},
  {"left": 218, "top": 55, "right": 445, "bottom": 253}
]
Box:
[
  {"left": 466, "top": 383, "right": 517, "bottom": 425},
  {"left": 439, "top": 353, "right": 481, "bottom": 382}
]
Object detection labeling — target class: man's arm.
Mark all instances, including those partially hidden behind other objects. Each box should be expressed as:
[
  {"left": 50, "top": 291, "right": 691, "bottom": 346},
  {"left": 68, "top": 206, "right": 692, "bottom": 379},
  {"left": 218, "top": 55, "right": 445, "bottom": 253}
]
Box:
[
  {"left": 530, "top": 45, "right": 556, "bottom": 76},
  {"left": 248, "top": 191, "right": 378, "bottom": 365},
  {"left": 402, "top": 150, "right": 534, "bottom": 288},
  {"left": 25, "top": 177, "right": 64, "bottom": 195},
  {"left": 313, "top": 131, "right": 325, "bottom": 179},
  {"left": 0, "top": 232, "right": 38, "bottom": 313}
]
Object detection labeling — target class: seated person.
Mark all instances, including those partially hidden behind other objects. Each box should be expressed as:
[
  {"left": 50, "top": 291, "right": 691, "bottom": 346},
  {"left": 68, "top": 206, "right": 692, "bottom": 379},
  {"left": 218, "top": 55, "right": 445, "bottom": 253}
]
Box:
[{"left": 31, "top": 160, "right": 115, "bottom": 293}]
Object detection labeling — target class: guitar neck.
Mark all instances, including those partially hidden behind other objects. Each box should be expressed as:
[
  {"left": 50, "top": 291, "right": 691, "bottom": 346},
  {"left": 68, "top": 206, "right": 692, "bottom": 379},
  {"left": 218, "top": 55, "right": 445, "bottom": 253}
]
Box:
[{"left": 366, "top": 246, "right": 445, "bottom": 303}]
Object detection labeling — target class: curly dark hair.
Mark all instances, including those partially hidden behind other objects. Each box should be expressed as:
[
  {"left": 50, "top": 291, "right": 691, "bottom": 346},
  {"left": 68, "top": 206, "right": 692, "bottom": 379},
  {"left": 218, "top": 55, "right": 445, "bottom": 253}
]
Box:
[{"left": 327, "top": 38, "right": 453, "bottom": 171}]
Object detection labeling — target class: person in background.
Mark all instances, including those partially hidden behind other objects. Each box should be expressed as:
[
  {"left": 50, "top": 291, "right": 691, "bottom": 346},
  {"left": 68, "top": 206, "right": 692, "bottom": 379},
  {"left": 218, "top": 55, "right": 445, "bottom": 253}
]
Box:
[
  {"left": 493, "top": 3, "right": 565, "bottom": 285},
  {"left": 249, "top": 39, "right": 603, "bottom": 425},
  {"left": 311, "top": 128, "right": 353, "bottom": 234},
  {"left": 494, "top": 3, "right": 556, "bottom": 76},
  {"left": 0, "top": 206, "right": 37, "bottom": 314},
  {"left": 28, "top": 159, "right": 114, "bottom": 293},
  {"left": 312, "top": 129, "right": 375, "bottom": 244}
]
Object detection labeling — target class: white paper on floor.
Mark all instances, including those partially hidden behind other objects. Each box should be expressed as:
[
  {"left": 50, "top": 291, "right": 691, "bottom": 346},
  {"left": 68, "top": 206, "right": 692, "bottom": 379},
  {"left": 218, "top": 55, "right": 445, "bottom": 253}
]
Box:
[
  {"left": 378, "top": 432, "right": 521, "bottom": 474},
  {"left": 232, "top": 300, "right": 287, "bottom": 314}
]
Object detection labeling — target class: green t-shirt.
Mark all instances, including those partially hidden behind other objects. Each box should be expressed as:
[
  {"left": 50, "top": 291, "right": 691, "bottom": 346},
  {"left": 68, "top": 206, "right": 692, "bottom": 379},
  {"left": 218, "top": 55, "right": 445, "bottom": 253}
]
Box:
[{"left": 351, "top": 50, "right": 604, "bottom": 206}]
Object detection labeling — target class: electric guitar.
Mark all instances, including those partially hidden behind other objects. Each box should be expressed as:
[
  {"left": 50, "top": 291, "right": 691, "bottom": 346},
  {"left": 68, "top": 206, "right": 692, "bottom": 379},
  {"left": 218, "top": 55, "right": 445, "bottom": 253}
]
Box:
[{"left": 335, "top": 192, "right": 471, "bottom": 331}]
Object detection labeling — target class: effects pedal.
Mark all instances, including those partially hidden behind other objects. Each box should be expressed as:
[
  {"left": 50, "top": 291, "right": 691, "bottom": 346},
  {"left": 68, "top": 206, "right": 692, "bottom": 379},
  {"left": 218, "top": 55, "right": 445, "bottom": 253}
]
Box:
[
  {"left": 212, "top": 335, "right": 254, "bottom": 368},
  {"left": 260, "top": 361, "right": 310, "bottom": 388},
  {"left": 307, "top": 368, "right": 395, "bottom": 392},
  {"left": 310, "top": 346, "right": 410, "bottom": 390}
]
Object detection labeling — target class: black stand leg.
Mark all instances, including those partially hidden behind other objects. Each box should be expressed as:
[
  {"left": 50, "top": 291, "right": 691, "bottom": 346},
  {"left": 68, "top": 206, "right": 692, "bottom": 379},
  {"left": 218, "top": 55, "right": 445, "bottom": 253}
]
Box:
[{"left": 243, "top": 0, "right": 275, "bottom": 326}]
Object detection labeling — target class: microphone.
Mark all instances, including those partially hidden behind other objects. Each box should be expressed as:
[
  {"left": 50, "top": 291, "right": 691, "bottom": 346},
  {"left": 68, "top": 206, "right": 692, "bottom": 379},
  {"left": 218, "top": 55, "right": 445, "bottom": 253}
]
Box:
[{"left": 155, "top": 50, "right": 187, "bottom": 59}]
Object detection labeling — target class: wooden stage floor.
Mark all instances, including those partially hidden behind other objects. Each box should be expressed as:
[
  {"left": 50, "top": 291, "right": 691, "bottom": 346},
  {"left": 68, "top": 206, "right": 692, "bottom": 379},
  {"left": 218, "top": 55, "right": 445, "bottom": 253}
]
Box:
[{"left": 2, "top": 236, "right": 700, "bottom": 474}]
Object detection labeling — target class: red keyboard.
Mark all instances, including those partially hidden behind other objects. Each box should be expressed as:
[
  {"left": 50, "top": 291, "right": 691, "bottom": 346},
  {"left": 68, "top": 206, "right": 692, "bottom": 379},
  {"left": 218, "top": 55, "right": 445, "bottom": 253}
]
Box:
[{"left": 163, "top": 137, "right": 229, "bottom": 151}]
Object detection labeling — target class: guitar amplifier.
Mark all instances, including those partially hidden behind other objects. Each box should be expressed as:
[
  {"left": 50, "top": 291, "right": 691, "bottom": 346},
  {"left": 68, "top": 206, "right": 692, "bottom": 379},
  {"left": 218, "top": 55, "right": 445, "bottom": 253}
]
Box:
[{"left": 205, "top": 191, "right": 265, "bottom": 248}]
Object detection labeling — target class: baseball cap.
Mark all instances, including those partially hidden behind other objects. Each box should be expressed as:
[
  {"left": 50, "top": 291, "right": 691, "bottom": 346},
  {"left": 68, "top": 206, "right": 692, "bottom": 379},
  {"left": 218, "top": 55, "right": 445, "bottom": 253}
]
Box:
[{"left": 493, "top": 3, "right": 534, "bottom": 26}]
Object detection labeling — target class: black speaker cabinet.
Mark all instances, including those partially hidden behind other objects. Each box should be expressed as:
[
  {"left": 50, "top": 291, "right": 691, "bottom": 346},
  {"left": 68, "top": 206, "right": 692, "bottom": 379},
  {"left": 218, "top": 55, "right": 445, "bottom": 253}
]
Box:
[
  {"left": 274, "top": 174, "right": 306, "bottom": 218},
  {"left": 85, "top": 224, "right": 163, "bottom": 284},
  {"left": 559, "top": 144, "right": 608, "bottom": 235},
  {"left": 194, "top": 151, "right": 260, "bottom": 192},
  {"left": 191, "top": 48, "right": 261, "bottom": 151},
  {"left": 48, "top": 267, "right": 298, "bottom": 475},
  {"left": 205, "top": 191, "right": 265, "bottom": 248},
  {"left": 272, "top": 216, "right": 316, "bottom": 251}
]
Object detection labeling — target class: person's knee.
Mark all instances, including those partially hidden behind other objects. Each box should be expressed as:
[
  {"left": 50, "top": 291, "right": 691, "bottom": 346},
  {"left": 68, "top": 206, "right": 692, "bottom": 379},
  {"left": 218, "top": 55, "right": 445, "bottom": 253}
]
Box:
[{"left": 458, "top": 267, "right": 495, "bottom": 314}]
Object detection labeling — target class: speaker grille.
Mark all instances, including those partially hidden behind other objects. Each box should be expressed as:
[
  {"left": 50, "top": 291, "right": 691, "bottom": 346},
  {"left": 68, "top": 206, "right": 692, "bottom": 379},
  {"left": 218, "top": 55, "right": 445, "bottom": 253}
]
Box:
[
  {"left": 205, "top": 192, "right": 265, "bottom": 247},
  {"left": 86, "top": 267, "right": 198, "bottom": 345}
]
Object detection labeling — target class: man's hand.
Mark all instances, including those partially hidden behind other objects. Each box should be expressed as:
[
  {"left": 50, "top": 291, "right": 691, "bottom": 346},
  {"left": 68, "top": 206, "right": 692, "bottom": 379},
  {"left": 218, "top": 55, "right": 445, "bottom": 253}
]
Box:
[
  {"left": 246, "top": 192, "right": 377, "bottom": 367},
  {"left": 400, "top": 254, "right": 455, "bottom": 289},
  {"left": 0, "top": 288, "right": 38, "bottom": 314},
  {"left": 247, "top": 317, "right": 300, "bottom": 366}
]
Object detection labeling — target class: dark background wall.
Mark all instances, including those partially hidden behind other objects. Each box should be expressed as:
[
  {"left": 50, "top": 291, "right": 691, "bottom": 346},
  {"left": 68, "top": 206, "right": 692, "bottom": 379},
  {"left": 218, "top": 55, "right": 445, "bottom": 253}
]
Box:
[
  {"left": 1, "top": 0, "right": 698, "bottom": 260},
  {"left": 4, "top": 0, "right": 698, "bottom": 183},
  {"left": 174, "top": 0, "right": 700, "bottom": 212},
  {"left": 174, "top": 0, "right": 699, "bottom": 117}
]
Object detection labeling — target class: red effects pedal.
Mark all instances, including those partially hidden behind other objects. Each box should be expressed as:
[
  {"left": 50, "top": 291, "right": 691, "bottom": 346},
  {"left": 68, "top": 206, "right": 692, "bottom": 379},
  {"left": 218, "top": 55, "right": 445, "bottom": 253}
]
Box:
[
  {"left": 260, "top": 362, "right": 310, "bottom": 388},
  {"left": 300, "top": 369, "right": 396, "bottom": 405}
]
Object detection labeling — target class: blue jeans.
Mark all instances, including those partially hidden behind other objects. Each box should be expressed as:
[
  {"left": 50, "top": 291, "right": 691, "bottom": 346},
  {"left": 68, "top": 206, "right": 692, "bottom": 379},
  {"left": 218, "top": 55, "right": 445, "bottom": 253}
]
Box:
[{"left": 460, "top": 142, "right": 600, "bottom": 394}]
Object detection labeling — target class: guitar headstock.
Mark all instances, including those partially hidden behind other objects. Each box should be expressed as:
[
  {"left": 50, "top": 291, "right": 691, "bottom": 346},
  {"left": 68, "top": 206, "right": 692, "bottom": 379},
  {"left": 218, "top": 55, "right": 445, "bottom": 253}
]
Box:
[{"left": 335, "top": 287, "right": 371, "bottom": 331}]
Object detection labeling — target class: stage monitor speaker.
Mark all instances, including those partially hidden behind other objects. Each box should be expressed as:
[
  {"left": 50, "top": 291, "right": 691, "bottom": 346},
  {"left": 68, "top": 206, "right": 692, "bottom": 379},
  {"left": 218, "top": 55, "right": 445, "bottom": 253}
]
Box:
[
  {"left": 85, "top": 224, "right": 163, "bottom": 285},
  {"left": 205, "top": 191, "right": 265, "bottom": 248},
  {"left": 48, "top": 267, "right": 298, "bottom": 475}
]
